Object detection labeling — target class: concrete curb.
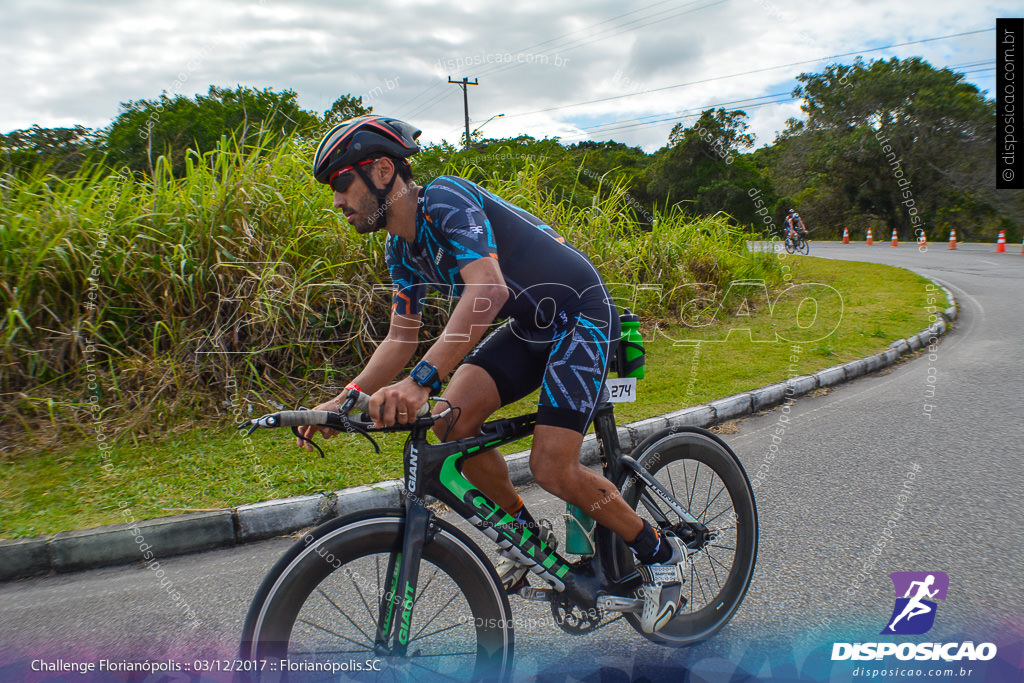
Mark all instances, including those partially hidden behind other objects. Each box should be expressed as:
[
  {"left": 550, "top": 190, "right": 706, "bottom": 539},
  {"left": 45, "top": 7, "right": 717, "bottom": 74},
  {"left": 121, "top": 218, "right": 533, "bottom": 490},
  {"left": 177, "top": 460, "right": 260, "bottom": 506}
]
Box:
[{"left": 0, "top": 285, "right": 958, "bottom": 582}]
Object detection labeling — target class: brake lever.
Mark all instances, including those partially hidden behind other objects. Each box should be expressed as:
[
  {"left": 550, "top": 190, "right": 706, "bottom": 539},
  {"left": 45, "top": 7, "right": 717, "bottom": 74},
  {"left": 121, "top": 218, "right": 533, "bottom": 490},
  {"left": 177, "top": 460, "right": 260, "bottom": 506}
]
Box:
[
  {"left": 340, "top": 412, "right": 382, "bottom": 454},
  {"left": 291, "top": 424, "right": 327, "bottom": 458}
]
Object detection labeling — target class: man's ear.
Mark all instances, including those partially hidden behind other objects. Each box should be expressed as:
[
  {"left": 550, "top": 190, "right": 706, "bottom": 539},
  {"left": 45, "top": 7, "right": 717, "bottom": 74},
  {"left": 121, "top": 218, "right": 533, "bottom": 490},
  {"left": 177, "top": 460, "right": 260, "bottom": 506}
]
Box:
[{"left": 374, "top": 156, "right": 396, "bottom": 183}]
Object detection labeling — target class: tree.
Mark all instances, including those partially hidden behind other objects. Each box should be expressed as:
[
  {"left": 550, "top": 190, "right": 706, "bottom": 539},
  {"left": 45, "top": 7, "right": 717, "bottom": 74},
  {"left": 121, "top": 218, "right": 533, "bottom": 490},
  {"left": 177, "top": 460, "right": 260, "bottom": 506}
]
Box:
[
  {"left": 773, "top": 58, "right": 1008, "bottom": 239},
  {"left": 0, "top": 125, "right": 99, "bottom": 177},
  {"left": 646, "top": 109, "right": 770, "bottom": 226},
  {"left": 322, "top": 95, "right": 372, "bottom": 128},
  {"left": 102, "top": 85, "right": 321, "bottom": 175}
]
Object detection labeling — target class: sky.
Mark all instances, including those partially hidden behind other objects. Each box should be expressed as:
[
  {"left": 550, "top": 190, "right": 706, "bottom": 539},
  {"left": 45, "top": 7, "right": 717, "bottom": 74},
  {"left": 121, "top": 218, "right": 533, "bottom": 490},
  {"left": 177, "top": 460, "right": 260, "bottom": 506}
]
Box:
[{"left": 0, "top": 0, "right": 1011, "bottom": 152}]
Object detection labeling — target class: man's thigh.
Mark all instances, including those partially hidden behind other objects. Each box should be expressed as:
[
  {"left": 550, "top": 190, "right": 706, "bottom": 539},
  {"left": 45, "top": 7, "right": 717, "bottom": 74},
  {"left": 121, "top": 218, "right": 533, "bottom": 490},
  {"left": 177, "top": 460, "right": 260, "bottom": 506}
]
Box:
[{"left": 438, "top": 364, "right": 502, "bottom": 431}]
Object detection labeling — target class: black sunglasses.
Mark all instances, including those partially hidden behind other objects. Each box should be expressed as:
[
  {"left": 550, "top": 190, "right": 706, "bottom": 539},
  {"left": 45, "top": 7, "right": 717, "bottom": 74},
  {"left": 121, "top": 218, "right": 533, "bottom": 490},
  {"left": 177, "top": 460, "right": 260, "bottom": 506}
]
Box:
[{"left": 329, "top": 158, "right": 377, "bottom": 193}]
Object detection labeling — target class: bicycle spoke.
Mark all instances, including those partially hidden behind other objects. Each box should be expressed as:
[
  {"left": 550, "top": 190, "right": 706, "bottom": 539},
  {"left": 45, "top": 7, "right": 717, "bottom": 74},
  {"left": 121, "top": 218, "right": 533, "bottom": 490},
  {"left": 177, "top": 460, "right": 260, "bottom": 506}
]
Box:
[
  {"left": 704, "top": 505, "right": 734, "bottom": 527},
  {"left": 314, "top": 587, "right": 376, "bottom": 646},
  {"left": 345, "top": 565, "right": 379, "bottom": 625},
  {"left": 699, "top": 485, "right": 728, "bottom": 521},
  {"left": 296, "top": 616, "right": 374, "bottom": 650},
  {"left": 701, "top": 549, "right": 725, "bottom": 589},
  {"left": 409, "top": 588, "right": 462, "bottom": 642},
  {"left": 693, "top": 560, "right": 710, "bottom": 605},
  {"left": 708, "top": 543, "right": 736, "bottom": 552},
  {"left": 412, "top": 617, "right": 472, "bottom": 643},
  {"left": 701, "top": 475, "right": 713, "bottom": 522},
  {"left": 684, "top": 461, "right": 697, "bottom": 510},
  {"left": 412, "top": 567, "right": 440, "bottom": 610}
]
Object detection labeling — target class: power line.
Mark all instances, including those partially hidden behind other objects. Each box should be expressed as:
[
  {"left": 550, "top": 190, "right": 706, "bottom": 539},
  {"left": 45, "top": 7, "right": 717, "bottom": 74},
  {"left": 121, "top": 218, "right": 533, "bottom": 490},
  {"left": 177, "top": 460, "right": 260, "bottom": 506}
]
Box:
[
  {"left": 500, "top": 28, "right": 995, "bottom": 120},
  {"left": 397, "top": 0, "right": 694, "bottom": 120},
  {"left": 478, "top": 0, "right": 724, "bottom": 81},
  {"left": 405, "top": 0, "right": 724, "bottom": 119},
  {"left": 562, "top": 96, "right": 796, "bottom": 141},
  {"left": 558, "top": 57, "right": 997, "bottom": 142},
  {"left": 564, "top": 91, "right": 793, "bottom": 138}
]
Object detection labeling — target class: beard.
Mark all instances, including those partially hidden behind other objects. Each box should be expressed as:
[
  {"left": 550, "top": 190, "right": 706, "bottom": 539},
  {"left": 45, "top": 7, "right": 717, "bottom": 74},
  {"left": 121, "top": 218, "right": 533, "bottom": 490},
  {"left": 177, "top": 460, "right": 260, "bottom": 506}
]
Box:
[{"left": 348, "top": 193, "right": 384, "bottom": 234}]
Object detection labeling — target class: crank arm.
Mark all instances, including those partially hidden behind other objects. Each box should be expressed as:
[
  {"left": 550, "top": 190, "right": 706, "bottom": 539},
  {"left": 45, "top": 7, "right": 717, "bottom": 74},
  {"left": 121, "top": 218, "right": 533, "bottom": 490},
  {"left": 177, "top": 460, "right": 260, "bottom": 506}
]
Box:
[{"left": 596, "top": 595, "right": 643, "bottom": 614}]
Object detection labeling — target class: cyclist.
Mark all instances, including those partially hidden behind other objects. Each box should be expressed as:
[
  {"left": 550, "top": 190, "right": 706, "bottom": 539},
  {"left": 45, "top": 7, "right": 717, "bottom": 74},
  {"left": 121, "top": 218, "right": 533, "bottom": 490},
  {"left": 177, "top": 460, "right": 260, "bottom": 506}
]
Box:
[
  {"left": 785, "top": 209, "right": 807, "bottom": 242},
  {"left": 297, "top": 115, "right": 685, "bottom": 633}
]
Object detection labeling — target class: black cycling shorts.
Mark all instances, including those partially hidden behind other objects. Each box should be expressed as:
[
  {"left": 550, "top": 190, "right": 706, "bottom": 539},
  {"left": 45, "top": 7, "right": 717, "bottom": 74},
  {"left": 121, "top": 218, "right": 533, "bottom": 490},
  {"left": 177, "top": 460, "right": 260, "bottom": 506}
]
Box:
[{"left": 464, "top": 299, "right": 620, "bottom": 434}]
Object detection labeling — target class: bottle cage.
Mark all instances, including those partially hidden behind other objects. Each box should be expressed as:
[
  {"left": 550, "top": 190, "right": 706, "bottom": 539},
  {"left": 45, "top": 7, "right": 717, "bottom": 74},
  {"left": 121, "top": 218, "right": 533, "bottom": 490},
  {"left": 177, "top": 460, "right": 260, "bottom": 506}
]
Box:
[{"left": 614, "top": 338, "right": 646, "bottom": 378}]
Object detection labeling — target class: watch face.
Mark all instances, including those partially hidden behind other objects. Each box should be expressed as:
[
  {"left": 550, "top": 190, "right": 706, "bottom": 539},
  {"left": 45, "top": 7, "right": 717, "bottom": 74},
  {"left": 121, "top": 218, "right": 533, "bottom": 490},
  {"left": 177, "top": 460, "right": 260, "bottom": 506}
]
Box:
[{"left": 413, "top": 361, "right": 436, "bottom": 385}]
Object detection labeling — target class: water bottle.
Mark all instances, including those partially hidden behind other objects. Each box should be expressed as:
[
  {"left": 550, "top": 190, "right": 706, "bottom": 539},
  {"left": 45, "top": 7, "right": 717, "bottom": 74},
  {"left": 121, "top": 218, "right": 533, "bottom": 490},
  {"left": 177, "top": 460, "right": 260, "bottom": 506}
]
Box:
[
  {"left": 563, "top": 504, "right": 596, "bottom": 556},
  {"left": 618, "top": 310, "right": 645, "bottom": 379}
]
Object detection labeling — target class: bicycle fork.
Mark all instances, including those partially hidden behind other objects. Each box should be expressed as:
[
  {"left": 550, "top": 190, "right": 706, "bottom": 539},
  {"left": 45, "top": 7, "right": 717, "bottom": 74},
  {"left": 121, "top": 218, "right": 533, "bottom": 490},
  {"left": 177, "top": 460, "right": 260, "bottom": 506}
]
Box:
[{"left": 373, "top": 497, "right": 432, "bottom": 657}]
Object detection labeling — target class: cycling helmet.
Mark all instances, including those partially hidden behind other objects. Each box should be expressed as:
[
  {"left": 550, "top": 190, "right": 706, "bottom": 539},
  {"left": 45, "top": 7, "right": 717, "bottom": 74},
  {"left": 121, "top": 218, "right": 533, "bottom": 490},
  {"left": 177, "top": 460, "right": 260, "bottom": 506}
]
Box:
[
  {"left": 312, "top": 115, "right": 421, "bottom": 184},
  {"left": 313, "top": 115, "right": 421, "bottom": 230}
]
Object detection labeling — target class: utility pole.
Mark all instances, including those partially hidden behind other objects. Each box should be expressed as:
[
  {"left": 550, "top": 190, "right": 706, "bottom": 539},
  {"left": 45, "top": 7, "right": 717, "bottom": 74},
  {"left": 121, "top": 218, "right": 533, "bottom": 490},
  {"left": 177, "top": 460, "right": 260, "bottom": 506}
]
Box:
[{"left": 447, "top": 76, "right": 479, "bottom": 149}]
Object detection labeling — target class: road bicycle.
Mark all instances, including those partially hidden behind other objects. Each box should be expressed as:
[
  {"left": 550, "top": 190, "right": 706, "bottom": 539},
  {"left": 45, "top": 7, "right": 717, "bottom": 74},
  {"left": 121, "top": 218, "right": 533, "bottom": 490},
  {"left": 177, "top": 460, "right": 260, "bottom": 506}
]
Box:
[
  {"left": 237, "top": 380, "right": 757, "bottom": 680},
  {"left": 784, "top": 229, "right": 810, "bottom": 255}
]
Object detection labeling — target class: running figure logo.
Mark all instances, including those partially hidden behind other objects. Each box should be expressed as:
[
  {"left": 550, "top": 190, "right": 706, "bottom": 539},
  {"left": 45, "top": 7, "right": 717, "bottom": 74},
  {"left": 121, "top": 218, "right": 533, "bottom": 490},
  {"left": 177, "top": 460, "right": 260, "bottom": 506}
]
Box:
[{"left": 882, "top": 571, "right": 949, "bottom": 635}]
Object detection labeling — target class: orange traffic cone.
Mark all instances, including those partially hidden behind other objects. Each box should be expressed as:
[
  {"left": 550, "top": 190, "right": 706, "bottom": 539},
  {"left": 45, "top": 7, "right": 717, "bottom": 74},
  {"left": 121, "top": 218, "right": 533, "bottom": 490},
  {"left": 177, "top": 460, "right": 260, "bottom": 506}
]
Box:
[
  {"left": 890, "top": 228, "right": 899, "bottom": 247},
  {"left": 842, "top": 227, "right": 850, "bottom": 244},
  {"left": 866, "top": 228, "right": 873, "bottom": 246},
  {"left": 996, "top": 230, "right": 1007, "bottom": 253},
  {"left": 948, "top": 229, "right": 957, "bottom": 250},
  {"left": 919, "top": 233, "right": 927, "bottom": 249}
]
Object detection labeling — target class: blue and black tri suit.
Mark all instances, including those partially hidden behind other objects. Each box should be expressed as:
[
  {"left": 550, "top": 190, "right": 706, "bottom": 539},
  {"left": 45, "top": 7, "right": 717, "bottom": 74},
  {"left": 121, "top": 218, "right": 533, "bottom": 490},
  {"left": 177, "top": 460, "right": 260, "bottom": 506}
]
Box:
[{"left": 386, "top": 176, "right": 619, "bottom": 434}]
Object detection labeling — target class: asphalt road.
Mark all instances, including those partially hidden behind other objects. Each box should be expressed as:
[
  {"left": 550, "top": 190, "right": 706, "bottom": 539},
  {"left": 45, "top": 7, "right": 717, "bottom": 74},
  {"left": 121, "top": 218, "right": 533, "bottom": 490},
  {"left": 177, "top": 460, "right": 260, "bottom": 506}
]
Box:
[{"left": 1, "top": 242, "right": 1021, "bottom": 682}]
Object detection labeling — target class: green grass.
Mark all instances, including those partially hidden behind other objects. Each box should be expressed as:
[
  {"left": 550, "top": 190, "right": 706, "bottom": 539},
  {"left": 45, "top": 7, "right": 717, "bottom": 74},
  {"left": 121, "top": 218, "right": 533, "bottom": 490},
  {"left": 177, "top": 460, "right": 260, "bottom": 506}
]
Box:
[
  {"left": 0, "top": 139, "right": 782, "bottom": 451},
  {"left": 0, "top": 255, "right": 938, "bottom": 539}
]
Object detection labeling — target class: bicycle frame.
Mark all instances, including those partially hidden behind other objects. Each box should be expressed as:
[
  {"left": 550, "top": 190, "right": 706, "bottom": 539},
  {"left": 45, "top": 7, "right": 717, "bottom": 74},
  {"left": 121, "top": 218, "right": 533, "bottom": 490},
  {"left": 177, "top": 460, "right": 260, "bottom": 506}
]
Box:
[{"left": 374, "top": 402, "right": 649, "bottom": 656}]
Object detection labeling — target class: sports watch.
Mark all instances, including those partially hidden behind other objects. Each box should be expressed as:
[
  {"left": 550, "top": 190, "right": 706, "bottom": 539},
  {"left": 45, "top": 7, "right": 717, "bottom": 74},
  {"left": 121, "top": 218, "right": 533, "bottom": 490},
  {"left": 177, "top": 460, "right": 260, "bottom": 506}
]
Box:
[{"left": 410, "top": 360, "right": 442, "bottom": 394}]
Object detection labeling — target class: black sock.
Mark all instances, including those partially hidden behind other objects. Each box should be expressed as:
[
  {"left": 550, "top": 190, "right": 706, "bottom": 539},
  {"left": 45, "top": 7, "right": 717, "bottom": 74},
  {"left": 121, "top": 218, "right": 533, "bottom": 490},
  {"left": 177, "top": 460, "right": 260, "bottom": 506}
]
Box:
[{"left": 629, "top": 519, "right": 672, "bottom": 564}]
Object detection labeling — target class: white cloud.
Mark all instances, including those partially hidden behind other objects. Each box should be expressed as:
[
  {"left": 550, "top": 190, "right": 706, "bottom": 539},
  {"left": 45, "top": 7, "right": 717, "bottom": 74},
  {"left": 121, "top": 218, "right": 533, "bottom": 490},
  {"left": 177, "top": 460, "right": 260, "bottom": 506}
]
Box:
[{"left": 0, "top": 0, "right": 1008, "bottom": 151}]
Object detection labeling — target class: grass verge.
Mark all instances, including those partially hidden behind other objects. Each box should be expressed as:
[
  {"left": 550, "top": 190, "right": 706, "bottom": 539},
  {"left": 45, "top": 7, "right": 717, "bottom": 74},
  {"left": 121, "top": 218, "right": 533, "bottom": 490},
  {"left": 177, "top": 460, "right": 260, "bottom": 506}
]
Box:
[{"left": 0, "top": 256, "right": 938, "bottom": 538}]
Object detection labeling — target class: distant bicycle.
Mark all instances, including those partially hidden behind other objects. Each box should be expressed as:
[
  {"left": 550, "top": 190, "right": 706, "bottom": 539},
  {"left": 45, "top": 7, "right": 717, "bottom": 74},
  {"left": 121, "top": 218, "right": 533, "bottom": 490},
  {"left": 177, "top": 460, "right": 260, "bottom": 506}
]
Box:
[{"left": 784, "top": 230, "right": 810, "bottom": 255}]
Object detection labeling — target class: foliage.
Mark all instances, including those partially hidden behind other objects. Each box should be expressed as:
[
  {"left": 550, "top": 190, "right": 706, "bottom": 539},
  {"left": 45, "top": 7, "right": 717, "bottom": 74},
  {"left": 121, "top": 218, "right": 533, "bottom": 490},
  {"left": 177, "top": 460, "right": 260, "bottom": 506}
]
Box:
[
  {"left": 645, "top": 109, "right": 776, "bottom": 229},
  {"left": 771, "top": 57, "right": 1013, "bottom": 240},
  {"left": 0, "top": 125, "right": 99, "bottom": 177},
  {"left": 100, "top": 86, "right": 360, "bottom": 176},
  {"left": 1, "top": 256, "right": 935, "bottom": 538},
  {"left": 0, "top": 137, "right": 781, "bottom": 454}
]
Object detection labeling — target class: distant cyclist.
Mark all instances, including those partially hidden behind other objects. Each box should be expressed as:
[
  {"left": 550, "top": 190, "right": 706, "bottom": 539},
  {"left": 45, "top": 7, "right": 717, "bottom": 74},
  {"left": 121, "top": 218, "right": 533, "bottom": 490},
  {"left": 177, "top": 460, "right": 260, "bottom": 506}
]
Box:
[
  {"left": 296, "top": 115, "right": 687, "bottom": 633},
  {"left": 784, "top": 209, "right": 808, "bottom": 242}
]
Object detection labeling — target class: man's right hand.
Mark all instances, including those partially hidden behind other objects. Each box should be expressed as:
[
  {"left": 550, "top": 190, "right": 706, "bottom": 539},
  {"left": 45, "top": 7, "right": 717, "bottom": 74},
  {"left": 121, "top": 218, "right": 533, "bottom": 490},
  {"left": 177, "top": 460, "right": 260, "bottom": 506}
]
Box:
[{"left": 295, "top": 396, "right": 345, "bottom": 453}]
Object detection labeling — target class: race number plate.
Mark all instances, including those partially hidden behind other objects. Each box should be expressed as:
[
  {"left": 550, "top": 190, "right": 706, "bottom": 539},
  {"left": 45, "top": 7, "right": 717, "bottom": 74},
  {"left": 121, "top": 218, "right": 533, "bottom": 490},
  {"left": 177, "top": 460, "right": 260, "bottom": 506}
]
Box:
[{"left": 605, "top": 378, "right": 637, "bottom": 403}]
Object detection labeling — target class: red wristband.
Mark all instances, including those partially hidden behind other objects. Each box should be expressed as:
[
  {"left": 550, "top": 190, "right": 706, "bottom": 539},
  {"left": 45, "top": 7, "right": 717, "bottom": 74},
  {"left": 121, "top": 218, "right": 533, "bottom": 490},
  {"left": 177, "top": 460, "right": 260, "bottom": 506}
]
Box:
[{"left": 344, "top": 382, "right": 363, "bottom": 394}]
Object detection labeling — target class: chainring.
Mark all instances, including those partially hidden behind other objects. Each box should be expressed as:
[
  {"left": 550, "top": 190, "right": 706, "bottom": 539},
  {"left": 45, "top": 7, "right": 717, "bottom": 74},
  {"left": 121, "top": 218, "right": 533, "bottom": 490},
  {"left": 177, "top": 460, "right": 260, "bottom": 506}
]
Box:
[{"left": 550, "top": 597, "right": 605, "bottom": 635}]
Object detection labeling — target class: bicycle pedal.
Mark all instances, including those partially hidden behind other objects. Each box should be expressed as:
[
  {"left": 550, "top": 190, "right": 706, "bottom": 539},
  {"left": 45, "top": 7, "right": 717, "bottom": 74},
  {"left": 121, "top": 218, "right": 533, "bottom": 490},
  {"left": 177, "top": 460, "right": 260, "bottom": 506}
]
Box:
[
  {"left": 596, "top": 595, "right": 644, "bottom": 614},
  {"left": 518, "top": 586, "right": 554, "bottom": 602}
]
